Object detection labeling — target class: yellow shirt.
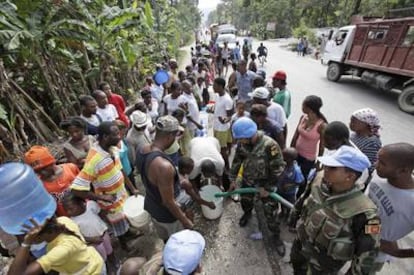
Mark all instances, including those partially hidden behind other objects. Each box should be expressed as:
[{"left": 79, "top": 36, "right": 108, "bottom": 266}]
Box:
[{"left": 37, "top": 217, "right": 104, "bottom": 274}]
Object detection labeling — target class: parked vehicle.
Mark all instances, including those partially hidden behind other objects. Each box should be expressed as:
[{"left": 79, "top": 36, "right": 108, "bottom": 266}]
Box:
[{"left": 323, "top": 17, "right": 414, "bottom": 114}]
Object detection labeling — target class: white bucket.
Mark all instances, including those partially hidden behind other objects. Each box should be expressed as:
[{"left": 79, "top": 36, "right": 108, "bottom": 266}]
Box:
[
  {"left": 199, "top": 185, "right": 224, "bottom": 220},
  {"left": 123, "top": 195, "right": 150, "bottom": 230}
]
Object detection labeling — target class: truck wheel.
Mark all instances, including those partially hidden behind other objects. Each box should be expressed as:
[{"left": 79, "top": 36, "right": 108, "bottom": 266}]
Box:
[
  {"left": 398, "top": 85, "right": 414, "bottom": 114},
  {"left": 327, "top": 62, "right": 342, "bottom": 82}
]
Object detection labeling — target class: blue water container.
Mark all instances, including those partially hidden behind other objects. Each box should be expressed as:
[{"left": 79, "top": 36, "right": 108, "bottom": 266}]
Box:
[{"left": 0, "top": 163, "right": 56, "bottom": 235}]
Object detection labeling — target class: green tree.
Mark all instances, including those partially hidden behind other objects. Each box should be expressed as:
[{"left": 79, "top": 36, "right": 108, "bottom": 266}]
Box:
[{"left": 0, "top": 0, "right": 202, "bottom": 159}]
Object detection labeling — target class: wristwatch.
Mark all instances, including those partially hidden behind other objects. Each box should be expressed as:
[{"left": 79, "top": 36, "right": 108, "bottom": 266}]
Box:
[{"left": 21, "top": 242, "right": 31, "bottom": 248}]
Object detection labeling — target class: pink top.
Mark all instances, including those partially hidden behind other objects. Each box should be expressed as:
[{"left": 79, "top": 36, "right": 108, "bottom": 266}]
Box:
[{"left": 295, "top": 115, "right": 324, "bottom": 161}]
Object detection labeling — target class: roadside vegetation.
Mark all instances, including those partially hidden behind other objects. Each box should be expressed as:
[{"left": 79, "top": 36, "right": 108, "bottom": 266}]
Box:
[
  {"left": 207, "top": 0, "right": 414, "bottom": 39},
  {"left": 0, "top": 0, "right": 201, "bottom": 160}
]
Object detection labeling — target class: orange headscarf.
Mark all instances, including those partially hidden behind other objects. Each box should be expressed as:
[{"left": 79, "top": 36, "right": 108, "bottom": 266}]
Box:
[{"left": 24, "top": 145, "right": 56, "bottom": 171}]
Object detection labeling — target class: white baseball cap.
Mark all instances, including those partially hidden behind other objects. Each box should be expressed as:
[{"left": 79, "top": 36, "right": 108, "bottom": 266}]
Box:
[{"left": 248, "top": 87, "right": 269, "bottom": 99}]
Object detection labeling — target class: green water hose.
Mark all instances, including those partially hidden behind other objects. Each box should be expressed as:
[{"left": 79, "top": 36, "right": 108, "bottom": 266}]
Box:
[{"left": 214, "top": 188, "right": 294, "bottom": 209}]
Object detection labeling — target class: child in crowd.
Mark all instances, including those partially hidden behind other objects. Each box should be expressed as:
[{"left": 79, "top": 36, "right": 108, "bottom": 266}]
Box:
[
  {"left": 24, "top": 146, "right": 79, "bottom": 217},
  {"left": 177, "top": 157, "right": 216, "bottom": 221},
  {"left": 62, "top": 193, "right": 115, "bottom": 265},
  {"left": 277, "top": 148, "right": 305, "bottom": 220},
  {"left": 172, "top": 108, "right": 191, "bottom": 158},
  {"left": 231, "top": 101, "right": 249, "bottom": 126}
]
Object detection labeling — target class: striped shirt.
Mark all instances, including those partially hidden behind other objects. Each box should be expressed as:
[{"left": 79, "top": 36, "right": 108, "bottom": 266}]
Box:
[
  {"left": 71, "top": 143, "right": 128, "bottom": 223},
  {"left": 350, "top": 133, "right": 382, "bottom": 173}
]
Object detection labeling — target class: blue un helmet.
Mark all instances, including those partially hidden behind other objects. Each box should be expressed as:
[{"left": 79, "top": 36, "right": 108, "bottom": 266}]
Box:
[{"left": 232, "top": 117, "right": 258, "bottom": 139}]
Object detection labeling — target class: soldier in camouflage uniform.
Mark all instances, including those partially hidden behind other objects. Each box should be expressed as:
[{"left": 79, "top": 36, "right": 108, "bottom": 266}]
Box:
[
  {"left": 229, "top": 117, "right": 286, "bottom": 256},
  {"left": 290, "top": 146, "right": 381, "bottom": 275}
]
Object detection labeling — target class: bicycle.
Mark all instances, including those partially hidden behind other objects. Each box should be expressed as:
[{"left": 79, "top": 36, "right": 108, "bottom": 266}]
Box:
[{"left": 258, "top": 55, "right": 266, "bottom": 67}]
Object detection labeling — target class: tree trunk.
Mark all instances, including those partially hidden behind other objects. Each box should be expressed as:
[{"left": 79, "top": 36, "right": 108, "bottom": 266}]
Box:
[
  {"left": 82, "top": 41, "right": 96, "bottom": 90},
  {"left": 352, "top": 0, "right": 362, "bottom": 15}
]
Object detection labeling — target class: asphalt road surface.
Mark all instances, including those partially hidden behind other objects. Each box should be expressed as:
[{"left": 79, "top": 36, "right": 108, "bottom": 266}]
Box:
[{"left": 181, "top": 38, "right": 414, "bottom": 274}]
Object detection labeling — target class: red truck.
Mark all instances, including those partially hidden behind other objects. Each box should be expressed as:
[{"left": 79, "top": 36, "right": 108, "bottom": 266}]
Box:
[{"left": 323, "top": 17, "right": 414, "bottom": 114}]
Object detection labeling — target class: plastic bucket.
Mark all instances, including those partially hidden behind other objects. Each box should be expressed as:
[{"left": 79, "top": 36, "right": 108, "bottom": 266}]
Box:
[
  {"left": 123, "top": 195, "right": 150, "bottom": 230},
  {"left": 0, "top": 163, "right": 56, "bottom": 235},
  {"left": 153, "top": 70, "right": 169, "bottom": 85},
  {"left": 199, "top": 185, "right": 224, "bottom": 220}
]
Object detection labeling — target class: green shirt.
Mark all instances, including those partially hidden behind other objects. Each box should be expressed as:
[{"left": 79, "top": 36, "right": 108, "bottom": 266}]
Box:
[{"left": 273, "top": 89, "right": 291, "bottom": 118}]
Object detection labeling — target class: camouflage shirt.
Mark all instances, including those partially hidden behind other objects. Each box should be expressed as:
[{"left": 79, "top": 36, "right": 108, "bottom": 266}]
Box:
[
  {"left": 230, "top": 131, "right": 285, "bottom": 188},
  {"left": 296, "top": 179, "right": 381, "bottom": 274}
]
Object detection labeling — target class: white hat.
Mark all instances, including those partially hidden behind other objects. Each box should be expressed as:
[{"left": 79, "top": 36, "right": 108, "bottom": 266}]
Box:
[
  {"left": 248, "top": 87, "right": 269, "bottom": 99},
  {"left": 318, "top": 145, "right": 371, "bottom": 173},
  {"left": 130, "top": 111, "right": 149, "bottom": 128},
  {"left": 163, "top": 230, "right": 206, "bottom": 275}
]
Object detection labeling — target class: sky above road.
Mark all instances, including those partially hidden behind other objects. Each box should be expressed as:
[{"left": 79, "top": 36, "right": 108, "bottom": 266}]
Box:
[
  {"left": 199, "top": 0, "right": 221, "bottom": 23},
  {"left": 198, "top": 0, "right": 221, "bottom": 10}
]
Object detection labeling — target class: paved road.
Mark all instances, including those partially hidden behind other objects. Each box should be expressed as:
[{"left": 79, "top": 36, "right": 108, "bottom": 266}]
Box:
[{"left": 181, "top": 39, "right": 414, "bottom": 274}]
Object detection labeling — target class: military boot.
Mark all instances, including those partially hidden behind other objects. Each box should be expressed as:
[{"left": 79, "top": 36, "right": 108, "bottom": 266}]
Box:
[
  {"left": 239, "top": 211, "right": 252, "bottom": 227},
  {"left": 273, "top": 235, "right": 286, "bottom": 257}
]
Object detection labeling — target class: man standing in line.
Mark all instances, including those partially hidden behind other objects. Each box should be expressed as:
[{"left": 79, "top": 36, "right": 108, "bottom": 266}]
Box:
[
  {"left": 272, "top": 70, "right": 291, "bottom": 119},
  {"left": 79, "top": 95, "right": 102, "bottom": 136},
  {"left": 100, "top": 82, "right": 129, "bottom": 127},
  {"left": 212, "top": 77, "right": 234, "bottom": 169},
  {"left": 136, "top": 116, "right": 193, "bottom": 241},
  {"left": 228, "top": 59, "right": 257, "bottom": 105},
  {"left": 71, "top": 121, "right": 138, "bottom": 248}
]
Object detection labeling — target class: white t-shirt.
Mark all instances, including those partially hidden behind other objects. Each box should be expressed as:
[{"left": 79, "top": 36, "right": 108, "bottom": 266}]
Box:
[
  {"left": 71, "top": 201, "right": 108, "bottom": 238},
  {"left": 194, "top": 84, "right": 204, "bottom": 101},
  {"left": 162, "top": 94, "right": 187, "bottom": 115},
  {"left": 147, "top": 98, "right": 159, "bottom": 122},
  {"left": 267, "top": 102, "right": 287, "bottom": 129},
  {"left": 96, "top": 104, "right": 118, "bottom": 122},
  {"left": 182, "top": 93, "right": 200, "bottom": 131},
  {"left": 81, "top": 114, "right": 101, "bottom": 126},
  {"left": 222, "top": 47, "right": 230, "bottom": 59},
  {"left": 188, "top": 137, "right": 225, "bottom": 180},
  {"left": 150, "top": 84, "right": 163, "bottom": 104},
  {"left": 213, "top": 92, "right": 233, "bottom": 131},
  {"left": 194, "top": 70, "right": 206, "bottom": 81},
  {"left": 365, "top": 172, "right": 414, "bottom": 262}
]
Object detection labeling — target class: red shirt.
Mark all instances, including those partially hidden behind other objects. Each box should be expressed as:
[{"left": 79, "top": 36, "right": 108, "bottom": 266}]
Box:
[{"left": 108, "top": 93, "right": 129, "bottom": 126}]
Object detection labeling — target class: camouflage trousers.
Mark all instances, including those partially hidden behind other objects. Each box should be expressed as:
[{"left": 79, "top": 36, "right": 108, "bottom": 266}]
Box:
[
  {"left": 290, "top": 238, "right": 347, "bottom": 275},
  {"left": 240, "top": 181, "right": 280, "bottom": 237}
]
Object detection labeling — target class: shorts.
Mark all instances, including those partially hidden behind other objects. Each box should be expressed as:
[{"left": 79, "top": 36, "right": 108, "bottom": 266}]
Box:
[
  {"left": 93, "top": 231, "right": 113, "bottom": 261},
  {"left": 222, "top": 58, "right": 228, "bottom": 66},
  {"left": 214, "top": 129, "right": 233, "bottom": 147},
  {"left": 176, "top": 190, "right": 194, "bottom": 210},
  {"left": 108, "top": 218, "right": 129, "bottom": 237},
  {"left": 151, "top": 218, "right": 183, "bottom": 242}
]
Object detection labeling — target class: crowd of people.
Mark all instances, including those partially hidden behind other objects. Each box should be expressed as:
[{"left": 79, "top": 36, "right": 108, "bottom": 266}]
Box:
[{"left": 0, "top": 39, "right": 413, "bottom": 275}]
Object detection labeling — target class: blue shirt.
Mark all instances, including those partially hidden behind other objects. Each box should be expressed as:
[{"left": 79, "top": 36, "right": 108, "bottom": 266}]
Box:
[
  {"left": 236, "top": 70, "right": 257, "bottom": 102},
  {"left": 277, "top": 161, "right": 305, "bottom": 195},
  {"left": 119, "top": 140, "right": 132, "bottom": 175}
]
